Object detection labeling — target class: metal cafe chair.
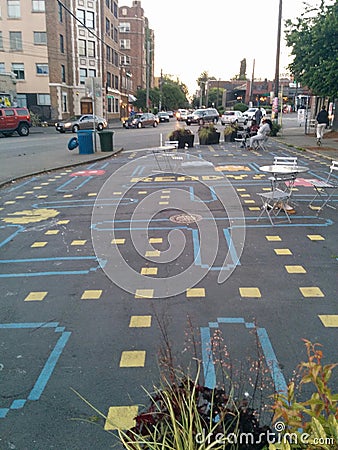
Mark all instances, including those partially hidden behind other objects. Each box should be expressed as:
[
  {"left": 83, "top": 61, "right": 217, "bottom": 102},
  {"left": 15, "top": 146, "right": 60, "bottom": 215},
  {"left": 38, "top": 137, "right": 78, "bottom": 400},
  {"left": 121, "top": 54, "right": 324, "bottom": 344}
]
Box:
[
  {"left": 269, "top": 156, "right": 298, "bottom": 192},
  {"left": 309, "top": 160, "right": 338, "bottom": 214},
  {"left": 256, "top": 188, "right": 292, "bottom": 225}
]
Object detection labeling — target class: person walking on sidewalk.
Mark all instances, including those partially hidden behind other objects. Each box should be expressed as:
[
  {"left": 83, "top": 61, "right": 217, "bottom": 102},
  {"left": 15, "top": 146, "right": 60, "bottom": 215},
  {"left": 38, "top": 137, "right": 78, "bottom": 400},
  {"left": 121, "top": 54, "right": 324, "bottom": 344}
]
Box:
[{"left": 316, "top": 106, "right": 329, "bottom": 146}]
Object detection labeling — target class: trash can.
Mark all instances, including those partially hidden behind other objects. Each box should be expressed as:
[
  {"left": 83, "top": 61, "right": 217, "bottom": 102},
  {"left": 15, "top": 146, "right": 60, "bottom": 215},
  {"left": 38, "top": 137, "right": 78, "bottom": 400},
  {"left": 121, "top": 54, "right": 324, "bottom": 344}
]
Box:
[
  {"left": 77, "top": 130, "right": 94, "bottom": 154},
  {"left": 98, "top": 130, "right": 114, "bottom": 152}
]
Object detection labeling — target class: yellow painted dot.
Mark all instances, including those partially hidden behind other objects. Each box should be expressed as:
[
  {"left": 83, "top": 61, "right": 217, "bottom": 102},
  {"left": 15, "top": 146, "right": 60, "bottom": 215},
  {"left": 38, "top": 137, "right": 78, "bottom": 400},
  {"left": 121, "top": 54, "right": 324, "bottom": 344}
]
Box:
[
  {"left": 162, "top": 190, "right": 171, "bottom": 193},
  {"left": 0, "top": 208, "right": 3, "bottom": 211},
  {"left": 135, "top": 289, "right": 154, "bottom": 299},
  {"left": 249, "top": 207, "right": 260, "bottom": 211},
  {"left": 45, "top": 230, "right": 60, "bottom": 235},
  {"left": 113, "top": 191, "right": 122, "bottom": 195},
  {"left": 87, "top": 193, "right": 97, "bottom": 197},
  {"left": 141, "top": 267, "right": 158, "bottom": 275},
  {"left": 129, "top": 315, "right": 152, "bottom": 327},
  {"left": 285, "top": 265, "right": 307, "bottom": 273},
  {"left": 274, "top": 249, "right": 292, "bottom": 255},
  {"left": 266, "top": 236, "right": 281, "bottom": 241},
  {"left": 186, "top": 288, "right": 205, "bottom": 298},
  {"left": 240, "top": 194, "right": 251, "bottom": 198},
  {"left": 161, "top": 195, "right": 170, "bottom": 199},
  {"left": 120, "top": 350, "right": 146, "bottom": 367},
  {"left": 149, "top": 238, "right": 162, "bottom": 244},
  {"left": 37, "top": 195, "right": 48, "bottom": 199},
  {"left": 239, "top": 287, "right": 261, "bottom": 298},
  {"left": 55, "top": 175, "right": 62, "bottom": 178},
  {"left": 63, "top": 194, "right": 73, "bottom": 198},
  {"left": 25, "top": 291, "right": 47, "bottom": 301},
  {"left": 57, "top": 220, "right": 69, "bottom": 225},
  {"left": 138, "top": 191, "right": 147, "bottom": 194},
  {"left": 31, "top": 241, "right": 48, "bottom": 248},
  {"left": 81, "top": 290, "right": 102, "bottom": 300},
  {"left": 33, "top": 186, "right": 42, "bottom": 190},
  {"left": 24, "top": 191, "right": 34, "bottom": 194},
  {"left": 4, "top": 201, "right": 16, "bottom": 205},
  {"left": 299, "top": 287, "right": 324, "bottom": 297},
  {"left": 318, "top": 315, "right": 338, "bottom": 327},
  {"left": 262, "top": 187, "right": 271, "bottom": 191},
  {"left": 145, "top": 250, "right": 160, "bottom": 257},
  {"left": 159, "top": 201, "right": 169, "bottom": 205},
  {"left": 307, "top": 235, "right": 325, "bottom": 241},
  {"left": 237, "top": 188, "right": 246, "bottom": 192},
  {"left": 244, "top": 200, "right": 255, "bottom": 204},
  {"left": 104, "top": 405, "right": 139, "bottom": 431},
  {"left": 15, "top": 196, "right": 26, "bottom": 199},
  {"left": 71, "top": 240, "right": 87, "bottom": 246},
  {"left": 111, "top": 238, "right": 126, "bottom": 244},
  {"left": 40, "top": 183, "right": 49, "bottom": 186}
]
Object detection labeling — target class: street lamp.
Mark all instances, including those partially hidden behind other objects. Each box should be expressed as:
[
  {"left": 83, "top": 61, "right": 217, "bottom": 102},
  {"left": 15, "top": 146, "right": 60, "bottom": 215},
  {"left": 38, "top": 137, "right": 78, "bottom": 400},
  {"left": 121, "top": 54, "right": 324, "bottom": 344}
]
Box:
[{"left": 273, "top": 0, "right": 283, "bottom": 121}]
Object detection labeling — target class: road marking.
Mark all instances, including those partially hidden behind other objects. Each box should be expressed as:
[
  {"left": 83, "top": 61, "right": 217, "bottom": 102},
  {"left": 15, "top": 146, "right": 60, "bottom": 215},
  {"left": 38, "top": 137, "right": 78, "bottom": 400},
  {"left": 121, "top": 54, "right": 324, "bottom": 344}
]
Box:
[
  {"left": 24, "top": 291, "right": 48, "bottom": 301},
  {"left": 274, "top": 248, "right": 292, "bottom": 255},
  {"left": 186, "top": 288, "right": 205, "bottom": 298},
  {"left": 149, "top": 238, "right": 162, "bottom": 244},
  {"left": 71, "top": 240, "right": 87, "bottom": 246},
  {"left": 239, "top": 287, "right": 261, "bottom": 298},
  {"left": 104, "top": 405, "right": 139, "bottom": 431},
  {"left": 81, "top": 290, "right": 102, "bottom": 300},
  {"left": 140, "top": 267, "right": 158, "bottom": 275},
  {"left": 285, "top": 265, "right": 307, "bottom": 273},
  {"left": 31, "top": 242, "right": 48, "bottom": 248},
  {"left": 111, "top": 238, "right": 126, "bottom": 244},
  {"left": 266, "top": 235, "right": 281, "bottom": 241},
  {"left": 307, "top": 234, "right": 325, "bottom": 240},
  {"left": 135, "top": 289, "right": 154, "bottom": 298},
  {"left": 57, "top": 220, "right": 69, "bottom": 225},
  {"left": 120, "top": 351, "right": 146, "bottom": 367},
  {"left": 299, "top": 287, "right": 324, "bottom": 297},
  {"left": 129, "top": 316, "right": 152, "bottom": 327},
  {"left": 318, "top": 315, "right": 338, "bottom": 327},
  {"left": 45, "top": 230, "right": 59, "bottom": 235},
  {"left": 145, "top": 250, "right": 160, "bottom": 257}
]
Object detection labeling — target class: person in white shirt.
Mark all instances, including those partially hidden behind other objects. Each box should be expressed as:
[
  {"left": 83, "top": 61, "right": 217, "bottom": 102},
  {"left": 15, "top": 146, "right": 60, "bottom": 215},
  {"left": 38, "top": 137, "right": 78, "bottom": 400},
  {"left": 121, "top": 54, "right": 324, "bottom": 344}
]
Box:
[{"left": 247, "top": 118, "right": 271, "bottom": 150}]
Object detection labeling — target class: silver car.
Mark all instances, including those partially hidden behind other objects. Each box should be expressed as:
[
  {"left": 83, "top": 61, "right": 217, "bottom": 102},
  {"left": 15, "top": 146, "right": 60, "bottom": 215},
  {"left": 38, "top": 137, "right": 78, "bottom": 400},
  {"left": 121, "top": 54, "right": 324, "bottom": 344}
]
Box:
[{"left": 55, "top": 114, "right": 108, "bottom": 133}]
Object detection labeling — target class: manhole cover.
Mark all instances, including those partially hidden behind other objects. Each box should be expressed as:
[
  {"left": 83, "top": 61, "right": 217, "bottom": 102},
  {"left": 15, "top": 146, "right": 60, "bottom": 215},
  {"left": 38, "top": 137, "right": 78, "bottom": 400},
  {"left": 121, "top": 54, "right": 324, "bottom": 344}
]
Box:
[{"left": 169, "top": 214, "right": 202, "bottom": 224}]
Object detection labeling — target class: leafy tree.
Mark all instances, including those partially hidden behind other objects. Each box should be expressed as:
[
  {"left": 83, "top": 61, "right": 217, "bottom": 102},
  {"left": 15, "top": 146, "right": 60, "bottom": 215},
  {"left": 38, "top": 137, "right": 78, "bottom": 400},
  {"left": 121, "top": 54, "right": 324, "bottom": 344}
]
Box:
[
  {"left": 285, "top": 1, "right": 338, "bottom": 129},
  {"left": 196, "top": 71, "right": 216, "bottom": 107}
]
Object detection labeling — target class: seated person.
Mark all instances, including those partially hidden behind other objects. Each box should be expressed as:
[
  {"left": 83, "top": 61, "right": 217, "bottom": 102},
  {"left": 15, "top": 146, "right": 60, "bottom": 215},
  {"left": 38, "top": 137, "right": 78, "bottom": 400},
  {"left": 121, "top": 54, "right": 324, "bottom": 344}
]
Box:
[
  {"left": 247, "top": 118, "right": 271, "bottom": 150},
  {"left": 240, "top": 119, "right": 259, "bottom": 148}
]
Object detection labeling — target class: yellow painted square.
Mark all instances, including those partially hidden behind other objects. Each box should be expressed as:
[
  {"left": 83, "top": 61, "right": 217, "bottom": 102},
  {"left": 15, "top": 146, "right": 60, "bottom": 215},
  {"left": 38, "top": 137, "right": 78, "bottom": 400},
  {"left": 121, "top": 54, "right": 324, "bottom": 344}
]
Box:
[
  {"left": 63, "top": 194, "right": 73, "bottom": 198},
  {"left": 111, "top": 238, "right": 126, "bottom": 244},
  {"left": 159, "top": 201, "right": 169, "bottom": 205},
  {"left": 31, "top": 241, "right": 48, "bottom": 248},
  {"left": 129, "top": 315, "right": 152, "bottom": 327},
  {"left": 120, "top": 350, "right": 146, "bottom": 367},
  {"left": 141, "top": 267, "right": 158, "bottom": 275},
  {"left": 307, "top": 235, "right": 325, "bottom": 241},
  {"left": 40, "top": 183, "right": 49, "bottom": 185},
  {"left": 37, "top": 195, "right": 48, "bottom": 199},
  {"left": 15, "top": 196, "right": 25, "bottom": 199},
  {"left": 249, "top": 207, "right": 260, "bottom": 211},
  {"left": 318, "top": 315, "right": 338, "bottom": 327},
  {"left": 149, "top": 238, "right": 162, "bottom": 244},
  {"left": 81, "top": 290, "right": 102, "bottom": 300},
  {"left": 71, "top": 240, "right": 87, "bottom": 246},
  {"left": 135, "top": 289, "right": 154, "bottom": 298},
  {"left": 33, "top": 187, "right": 42, "bottom": 190},
  {"left": 145, "top": 250, "right": 160, "bottom": 257},
  {"left": 244, "top": 200, "right": 255, "bottom": 204},
  {"left": 0, "top": 208, "right": 3, "bottom": 211},
  {"left": 299, "top": 287, "right": 324, "bottom": 297},
  {"left": 262, "top": 187, "right": 271, "bottom": 191},
  {"left": 24, "top": 191, "right": 34, "bottom": 194},
  {"left": 236, "top": 188, "right": 246, "bottom": 192},
  {"left": 162, "top": 190, "right": 171, "bottom": 193},
  {"left": 239, "top": 287, "right": 261, "bottom": 298},
  {"left": 57, "top": 220, "right": 69, "bottom": 224},
  {"left": 274, "top": 248, "right": 292, "bottom": 255},
  {"left": 161, "top": 195, "right": 170, "bottom": 199},
  {"left": 240, "top": 194, "right": 251, "bottom": 198},
  {"left": 55, "top": 175, "right": 62, "bottom": 178},
  {"left": 87, "top": 193, "right": 97, "bottom": 197},
  {"left": 138, "top": 191, "right": 147, "bottom": 194},
  {"left": 104, "top": 405, "right": 139, "bottom": 431},
  {"left": 45, "top": 230, "right": 59, "bottom": 235},
  {"left": 113, "top": 191, "right": 122, "bottom": 195},
  {"left": 4, "top": 201, "right": 16, "bottom": 205},
  {"left": 25, "top": 291, "right": 47, "bottom": 301},
  {"left": 285, "top": 265, "right": 307, "bottom": 273},
  {"left": 186, "top": 288, "right": 205, "bottom": 298},
  {"left": 266, "top": 236, "right": 281, "bottom": 241}
]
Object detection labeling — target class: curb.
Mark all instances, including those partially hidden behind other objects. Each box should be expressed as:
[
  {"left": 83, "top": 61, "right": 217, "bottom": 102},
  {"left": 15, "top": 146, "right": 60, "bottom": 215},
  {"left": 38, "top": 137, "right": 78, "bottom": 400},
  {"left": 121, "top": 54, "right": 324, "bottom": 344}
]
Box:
[
  {"left": 273, "top": 137, "right": 335, "bottom": 161},
  {"left": 0, "top": 147, "right": 124, "bottom": 189}
]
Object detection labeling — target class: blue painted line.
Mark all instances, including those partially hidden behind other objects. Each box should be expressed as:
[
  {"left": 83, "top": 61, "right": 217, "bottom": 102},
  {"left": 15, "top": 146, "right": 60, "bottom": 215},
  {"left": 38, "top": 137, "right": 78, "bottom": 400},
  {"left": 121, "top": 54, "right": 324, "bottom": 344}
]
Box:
[
  {"left": 0, "top": 270, "right": 90, "bottom": 278},
  {"left": 223, "top": 229, "right": 241, "bottom": 266},
  {"left": 192, "top": 229, "right": 202, "bottom": 266},
  {"left": 8, "top": 178, "right": 37, "bottom": 191},
  {"left": 0, "top": 322, "right": 59, "bottom": 329},
  {"left": 0, "top": 226, "right": 24, "bottom": 249},
  {"left": 0, "top": 408, "right": 9, "bottom": 418},
  {"left": 0, "top": 256, "right": 97, "bottom": 264},
  {"left": 200, "top": 327, "right": 216, "bottom": 389},
  {"left": 77, "top": 176, "right": 93, "bottom": 190},
  {"left": 10, "top": 399, "right": 26, "bottom": 410},
  {"left": 217, "top": 317, "right": 245, "bottom": 324},
  {"left": 28, "top": 331, "right": 71, "bottom": 401},
  {"left": 56, "top": 177, "right": 76, "bottom": 191},
  {"left": 256, "top": 327, "right": 287, "bottom": 394},
  {"left": 131, "top": 166, "right": 141, "bottom": 177},
  {"left": 100, "top": 162, "right": 110, "bottom": 169}
]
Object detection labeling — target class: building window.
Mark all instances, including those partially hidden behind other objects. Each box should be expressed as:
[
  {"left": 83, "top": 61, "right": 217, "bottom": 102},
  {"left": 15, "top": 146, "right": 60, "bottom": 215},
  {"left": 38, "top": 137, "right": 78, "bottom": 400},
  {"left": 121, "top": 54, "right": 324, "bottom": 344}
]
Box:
[
  {"left": 87, "top": 41, "right": 95, "bottom": 58},
  {"left": 78, "top": 39, "right": 86, "bottom": 56},
  {"left": 60, "top": 34, "right": 64, "bottom": 53},
  {"left": 11, "top": 62, "right": 25, "bottom": 79},
  {"left": 88, "top": 69, "right": 96, "bottom": 78},
  {"left": 16, "top": 93, "right": 27, "bottom": 107},
  {"left": 113, "top": 1, "right": 118, "bottom": 18},
  {"left": 114, "top": 75, "right": 119, "bottom": 89},
  {"left": 106, "top": 45, "right": 111, "bottom": 62},
  {"left": 61, "top": 64, "right": 66, "bottom": 82},
  {"left": 115, "top": 98, "right": 119, "bottom": 113},
  {"left": 77, "top": 9, "right": 85, "bottom": 25},
  {"left": 79, "top": 68, "right": 87, "bottom": 84},
  {"left": 37, "top": 93, "right": 50, "bottom": 105},
  {"left": 120, "top": 39, "right": 130, "bottom": 50},
  {"left": 0, "top": 32, "right": 3, "bottom": 50},
  {"left": 7, "top": 0, "right": 21, "bottom": 18},
  {"left": 106, "top": 71, "right": 111, "bottom": 88},
  {"left": 0, "top": 63, "right": 5, "bottom": 73},
  {"left": 113, "top": 27, "right": 118, "bottom": 42},
  {"left": 33, "top": 31, "right": 47, "bottom": 45},
  {"left": 113, "top": 50, "right": 119, "bottom": 67},
  {"left": 62, "top": 92, "right": 67, "bottom": 113},
  {"left": 9, "top": 31, "right": 22, "bottom": 50},
  {"left": 58, "top": 2, "right": 62, "bottom": 22},
  {"left": 119, "top": 22, "right": 130, "bottom": 33},
  {"left": 121, "top": 55, "right": 131, "bottom": 66},
  {"left": 107, "top": 96, "right": 112, "bottom": 113},
  {"left": 86, "top": 11, "right": 94, "bottom": 29},
  {"left": 105, "top": 18, "right": 110, "bottom": 35},
  {"left": 32, "top": 0, "right": 45, "bottom": 12},
  {"left": 36, "top": 63, "right": 48, "bottom": 75},
  {"left": 77, "top": 9, "right": 94, "bottom": 28},
  {"left": 121, "top": 7, "right": 127, "bottom": 16}
]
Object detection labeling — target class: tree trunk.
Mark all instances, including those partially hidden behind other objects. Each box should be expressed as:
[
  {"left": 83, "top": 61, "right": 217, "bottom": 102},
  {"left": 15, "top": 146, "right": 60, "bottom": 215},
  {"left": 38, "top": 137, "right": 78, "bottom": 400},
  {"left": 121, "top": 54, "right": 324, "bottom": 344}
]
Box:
[{"left": 331, "top": 100, "right": 338, "bottom": 131}]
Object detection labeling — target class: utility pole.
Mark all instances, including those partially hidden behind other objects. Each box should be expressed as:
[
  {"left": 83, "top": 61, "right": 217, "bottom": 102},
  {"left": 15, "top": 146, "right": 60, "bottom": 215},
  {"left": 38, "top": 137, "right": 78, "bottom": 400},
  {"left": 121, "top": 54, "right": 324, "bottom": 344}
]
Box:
[
  {"left": 273, "top": 0, "right": 283, "bottom": 121},
  {"left": 159, "top": 68, "right": 163, "bottom": 111},
  {"left": 249, "top": 59, "right": 255, "bottom": 106},
  {"left": 145, "top": 40, "right": 150, "bottom": 112}
]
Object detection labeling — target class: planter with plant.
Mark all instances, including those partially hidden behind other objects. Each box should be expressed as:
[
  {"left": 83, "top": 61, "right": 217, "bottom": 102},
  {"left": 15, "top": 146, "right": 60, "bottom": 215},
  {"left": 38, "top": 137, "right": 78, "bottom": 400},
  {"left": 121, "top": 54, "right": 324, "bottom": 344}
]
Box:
[
  {"left": 198, "top": 123, "right": 220, "bottom": 145},
  {"left": 224, "top": 123, "right": 238, "bottom": 142},
  {"left": 167, "top": 127, "right": 194, "bottom": 148}
]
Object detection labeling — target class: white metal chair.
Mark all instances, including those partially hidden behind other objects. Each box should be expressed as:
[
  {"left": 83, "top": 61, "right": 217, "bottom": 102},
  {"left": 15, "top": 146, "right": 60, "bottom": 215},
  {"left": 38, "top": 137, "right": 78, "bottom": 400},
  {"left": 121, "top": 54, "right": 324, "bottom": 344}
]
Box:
[
  {"left": 273, "top": 156, "right": 298, "bottom": 166},
  {"left": 309, "top": 160, "right": 338, "bottom": 214},
  {"left": 255, "top": 135, "right": 269, "bottom": 151},
  {"left": 269, "top": 157, "right": 298, "bottom": 192},
  {"left": 164, "top": 140, "right": 179, "bottom": 148},
  {"left": 256, "top": 189, "right": 292, "bottom": 225}
]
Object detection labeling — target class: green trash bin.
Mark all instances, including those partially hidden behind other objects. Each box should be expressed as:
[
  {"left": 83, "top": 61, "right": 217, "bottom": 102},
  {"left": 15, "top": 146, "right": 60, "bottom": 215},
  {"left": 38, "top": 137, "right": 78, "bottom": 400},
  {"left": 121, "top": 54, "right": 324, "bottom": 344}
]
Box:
[{"left": 98, "top": 130, "right": 114, "bottom": 152}]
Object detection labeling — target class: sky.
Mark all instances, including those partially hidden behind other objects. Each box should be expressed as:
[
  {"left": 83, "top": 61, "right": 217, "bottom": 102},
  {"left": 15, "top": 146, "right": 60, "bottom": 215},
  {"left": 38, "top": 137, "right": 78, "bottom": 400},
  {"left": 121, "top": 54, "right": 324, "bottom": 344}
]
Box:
[{"left": 123, "top": 0, "right": 334, "bottom": 96}]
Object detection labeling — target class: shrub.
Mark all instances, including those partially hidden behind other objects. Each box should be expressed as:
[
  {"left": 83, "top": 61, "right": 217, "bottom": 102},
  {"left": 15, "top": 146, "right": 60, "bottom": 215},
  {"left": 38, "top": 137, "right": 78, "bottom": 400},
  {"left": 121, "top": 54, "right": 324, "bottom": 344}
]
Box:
[
  {"left": 233, "top": 103, "right": 248, "bottom": 113},
  {"left": 168, "top": 127, "right": 193, "bottom": 140}
]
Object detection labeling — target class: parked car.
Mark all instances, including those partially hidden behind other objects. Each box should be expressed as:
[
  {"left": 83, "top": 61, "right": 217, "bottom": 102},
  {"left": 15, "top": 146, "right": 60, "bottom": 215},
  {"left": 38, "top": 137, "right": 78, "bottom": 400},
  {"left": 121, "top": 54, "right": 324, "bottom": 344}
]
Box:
[
  {"left": 157, "top": 111, "right": 170, "bottom": 122},
  {"left": 125, "top": 112, "right": 158, "bottom": 128},
  {"left": 0, "top": 107, "right": 32, "bottom": 136},
  {"left": 242, "top": 107, "right": 266, "bottom": 120},
  {"left": 185, "top": 108, "right": 219, "bottom": 125},
  {"left": 221, "top": 110, "right": 247, "bottom": 126},
  {"left": 166, "top": 111, "right": 174, "bottom": 118},
  {"left": 55, "top": 114, "right": 107, "bottom": 133},
  {"left": 175, "top": 109, "right": 189, "bottom": 121}
]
